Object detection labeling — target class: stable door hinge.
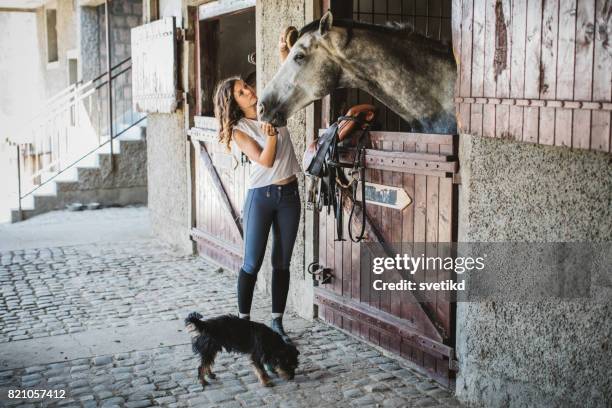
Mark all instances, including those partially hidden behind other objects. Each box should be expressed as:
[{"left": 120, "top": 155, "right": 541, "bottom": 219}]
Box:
[
  {"left": 452, "top": 173, "right": 462, "bottom": 185},
  {"left": 182, "top": 91, "right": 194, "bottom": 106},
  {"left": 176, "top": 28, "right": 195, "bottom": 42},
  {"left": 449, "top": 358, "right": 460, "bottom": 372}
]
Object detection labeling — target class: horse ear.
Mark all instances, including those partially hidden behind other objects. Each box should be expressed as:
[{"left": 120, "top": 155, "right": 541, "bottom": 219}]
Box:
[{"left": 319, "top": 10, "right": 333, "bottom": 35}]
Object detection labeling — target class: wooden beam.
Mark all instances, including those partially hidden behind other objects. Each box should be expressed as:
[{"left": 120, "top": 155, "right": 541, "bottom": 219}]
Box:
[
  {"left": 0, "top": 8, "right": 37, "bottom": 12},
  {"left": 200, "top": 19, "right": 219, "bottom": 115},
  {"left": 314, "top": 287, "right": 452, "bottom": 357},
  {"left": 193, "top": 139, "right": 244, "bottom": 240},
  {"left": 191, "top": 227, "right": 243, "bottom": 258},
  {"left": 198, "top": 0, "right": 255, "bottom": 20},
  {"left": 79, "top": 0, "right": 107, "bottom": 6}
]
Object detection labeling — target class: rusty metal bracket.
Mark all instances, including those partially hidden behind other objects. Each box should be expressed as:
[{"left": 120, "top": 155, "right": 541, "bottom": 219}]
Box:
[{"left": 449, "top": 358, "right": 460, "bottom": 372}]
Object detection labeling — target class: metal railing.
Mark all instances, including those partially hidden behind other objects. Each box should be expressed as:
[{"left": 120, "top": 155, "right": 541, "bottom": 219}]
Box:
[{"left": 12, "top": 57, "right": 146, "bottom": 220}]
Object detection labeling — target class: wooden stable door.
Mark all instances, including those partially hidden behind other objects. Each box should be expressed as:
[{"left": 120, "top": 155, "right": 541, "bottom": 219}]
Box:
[
  {"left": 190, "top": 118, "right": 246, "bottom": 272},
  {"left": 314, "top": 131, "right": 458, "bottom": 387},
  {"left": 454, "top": 0, "right": 612, "bottom": 152},
  {"left": 190, "top": 2, "right": 255, "bottom": 271}
]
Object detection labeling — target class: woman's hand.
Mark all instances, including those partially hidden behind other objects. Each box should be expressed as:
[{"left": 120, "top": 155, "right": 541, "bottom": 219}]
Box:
[
  {"left": 261, "top": 122, "right": 278, "bottom": 137},
  {"left": 279, "top": 32, "right": 289, "bottom": 63},
  {"left": 233, "top": 127, "right": 278, "bottom": 168}
]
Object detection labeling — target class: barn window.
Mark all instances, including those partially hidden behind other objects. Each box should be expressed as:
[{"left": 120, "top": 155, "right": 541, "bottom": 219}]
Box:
[
  {"left": 46, "top": 8, "right": 59, "bottom": 64},
  {"left": 328, "top": 0, "right": 453, "bottom": 132}
]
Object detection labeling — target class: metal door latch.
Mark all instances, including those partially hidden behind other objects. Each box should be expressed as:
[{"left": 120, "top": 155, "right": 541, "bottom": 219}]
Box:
[{"left": 307, "top": 262, "right": 333, "bottom": 285}]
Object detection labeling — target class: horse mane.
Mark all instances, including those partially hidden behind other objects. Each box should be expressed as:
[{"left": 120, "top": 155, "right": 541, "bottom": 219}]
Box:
[
  {"left": 298, "top": 17, "right": 450, "bottom": 50},
  {"left": 298, "top": 18, "right": 414, "bottom": 38}
]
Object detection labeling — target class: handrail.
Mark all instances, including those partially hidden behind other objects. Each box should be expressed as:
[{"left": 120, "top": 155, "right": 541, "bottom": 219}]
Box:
[
  {"left": 13, "top": 54, "right": 146, "bottom": 217},
  {"left": 19, "top": 115, "right": 147, "bottom": 199},
  {"left": 94, "top": 64, "right": 132, "bottom": 91},
  {"left": 14, "top": 57, "right": 134, "bottom": 138},
  {"left": 90, "top": 56, "right": 132, "bottom": 84},
  {"left": 44, "top": 83, "right": 78, "bottom": 107},
  {"left": 25, "top": 86, "right": 97, "bottom": 127}
]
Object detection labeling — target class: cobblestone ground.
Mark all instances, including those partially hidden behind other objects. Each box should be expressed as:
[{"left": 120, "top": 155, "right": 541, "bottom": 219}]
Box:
[{"left": 0, "top": 210, "right": 462, "bottom": 407}]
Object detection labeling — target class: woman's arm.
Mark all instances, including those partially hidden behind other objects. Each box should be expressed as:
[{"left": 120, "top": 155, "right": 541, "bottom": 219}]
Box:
[{"left": 233, "top": 125, "right": 278, "bottom": 168}]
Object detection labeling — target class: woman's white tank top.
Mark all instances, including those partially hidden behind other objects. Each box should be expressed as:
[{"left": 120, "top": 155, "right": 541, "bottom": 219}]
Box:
[{"left": 231, "top": 118, "right": 301, "bottom": 189}]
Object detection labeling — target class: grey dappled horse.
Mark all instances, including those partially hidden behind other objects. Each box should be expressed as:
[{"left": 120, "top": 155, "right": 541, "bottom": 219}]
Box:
[{"left": 258, "top": 11, "right": 457, "bottom": 134}]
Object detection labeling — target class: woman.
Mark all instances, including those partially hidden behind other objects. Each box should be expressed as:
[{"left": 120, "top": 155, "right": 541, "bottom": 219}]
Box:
[{"left": 212, "top": 35, "right": 300, "bottom": 344}]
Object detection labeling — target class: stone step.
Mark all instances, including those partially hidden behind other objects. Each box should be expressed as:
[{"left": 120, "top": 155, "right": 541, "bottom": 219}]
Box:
[{"left": 9, "top": 132, "right": 147, "bottom": 223}]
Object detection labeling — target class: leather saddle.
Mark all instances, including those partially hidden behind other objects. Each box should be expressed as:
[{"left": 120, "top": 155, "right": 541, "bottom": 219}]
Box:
[
  {"left": 303, "top": 104, "right": 376, "bottom": 176},
  {"left": 303, "top": 104, "right": 376, "bottom": 242}
]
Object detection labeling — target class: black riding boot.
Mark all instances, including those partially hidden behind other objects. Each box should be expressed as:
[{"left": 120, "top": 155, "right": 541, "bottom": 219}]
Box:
[{"left": 271, "top": 317, "right": 292, "bottom": 344}]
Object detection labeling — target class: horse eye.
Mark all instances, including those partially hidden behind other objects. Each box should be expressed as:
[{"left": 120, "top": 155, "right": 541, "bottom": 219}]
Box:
[{"left": 294, "top": 53, "right": 305, "bottom": 63}]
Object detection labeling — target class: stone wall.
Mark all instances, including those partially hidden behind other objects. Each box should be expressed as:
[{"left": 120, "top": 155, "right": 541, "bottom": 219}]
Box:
[
  {"left": 96, "top": 0, "right": 142, "bottom": 133},
  {"left": 79, "top": 6, "right": 100, "bottom": 83},
  {"left": 455, "top": 134, "right": 612, "bottom": 407},
  {"left": 97, "top": 0, "right": 142, "bottom": 70}
]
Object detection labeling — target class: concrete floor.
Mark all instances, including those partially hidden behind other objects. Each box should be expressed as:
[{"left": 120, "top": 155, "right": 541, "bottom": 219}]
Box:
[{"left": 0, "top": 207, "right": 151, "bottom": 251}]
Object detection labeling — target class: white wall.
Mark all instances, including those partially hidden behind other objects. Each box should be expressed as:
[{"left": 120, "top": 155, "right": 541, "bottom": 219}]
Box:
[{"left": 0, "top": 11, "right": 44, "bottom": 223}]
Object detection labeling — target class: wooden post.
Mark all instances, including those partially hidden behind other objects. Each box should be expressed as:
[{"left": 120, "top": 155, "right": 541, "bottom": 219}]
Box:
[
  {"left": 105, "top": 0, "right": 114, "bottom": 172},
  {"left": 192, "top": 7, "right": 202, "bottom": 117},
  {"left": 143, "top": 0, "right": 159, "bottom": 23},
  {"left": 16, "top": 145, "right": 23, "bottom": 222}
]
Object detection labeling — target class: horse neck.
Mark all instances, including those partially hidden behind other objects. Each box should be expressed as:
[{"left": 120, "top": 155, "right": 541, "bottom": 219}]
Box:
[{"left": 336, "top": 28, "right": 456, "bottom": 131}]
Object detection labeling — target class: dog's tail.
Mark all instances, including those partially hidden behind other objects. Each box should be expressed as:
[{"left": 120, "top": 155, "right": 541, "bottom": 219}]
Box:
[{"left": 185, "top": 311, "right": 206, "bottom": 338}]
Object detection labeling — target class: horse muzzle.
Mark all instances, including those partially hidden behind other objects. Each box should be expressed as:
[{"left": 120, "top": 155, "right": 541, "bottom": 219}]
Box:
[{"left": 257, "top": 101, "right": 287, "bottom": 127}]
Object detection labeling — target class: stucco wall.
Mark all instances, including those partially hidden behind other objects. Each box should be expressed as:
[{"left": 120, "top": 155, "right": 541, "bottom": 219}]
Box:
[
  {"left": 456, "top": 134, "right": 612, "bottom": 407},
  {"left": 256, "top": 0, "right": 315, "bottom": 320},
  {"left": 147, "top": 112, "right": 194, "bottom": 255},
  {"left": 0, "top": 12, "right": 44, "bottom": 223},
  {"left": 143, "top": 0, "right": 193, "bottom": 255},
  {"left": 0, "top": 12, "right": 44, "bottom": 124},
  {"left": 35, "top": 0, "right": 78, "bottom": 98}
]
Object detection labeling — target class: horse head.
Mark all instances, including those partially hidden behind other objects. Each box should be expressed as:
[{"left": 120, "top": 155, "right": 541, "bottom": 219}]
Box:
[
  {"left": 258, "top": 11, "right": 346, "bottom": 127},
  {"left": 259, "top": 11, "right": 457, "bottom": 133}
]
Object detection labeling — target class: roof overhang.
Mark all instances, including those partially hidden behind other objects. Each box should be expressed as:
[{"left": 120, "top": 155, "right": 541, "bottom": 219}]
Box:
[
  {"left": 0, "top": 0, "right": 108, "bottom": 12},
  {"left": 0, "top": 1, "right": 44, "bottom": 11}
]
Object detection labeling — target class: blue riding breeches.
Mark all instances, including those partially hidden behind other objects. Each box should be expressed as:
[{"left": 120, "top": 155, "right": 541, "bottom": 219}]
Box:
[{"left": 241, "top": 179, "right": 301, "bottom": 276}]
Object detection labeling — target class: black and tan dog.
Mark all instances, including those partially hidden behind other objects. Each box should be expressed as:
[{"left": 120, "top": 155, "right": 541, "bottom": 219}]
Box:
[{"left": 185, "top": 312, "right": 299, "bottom": 388}]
